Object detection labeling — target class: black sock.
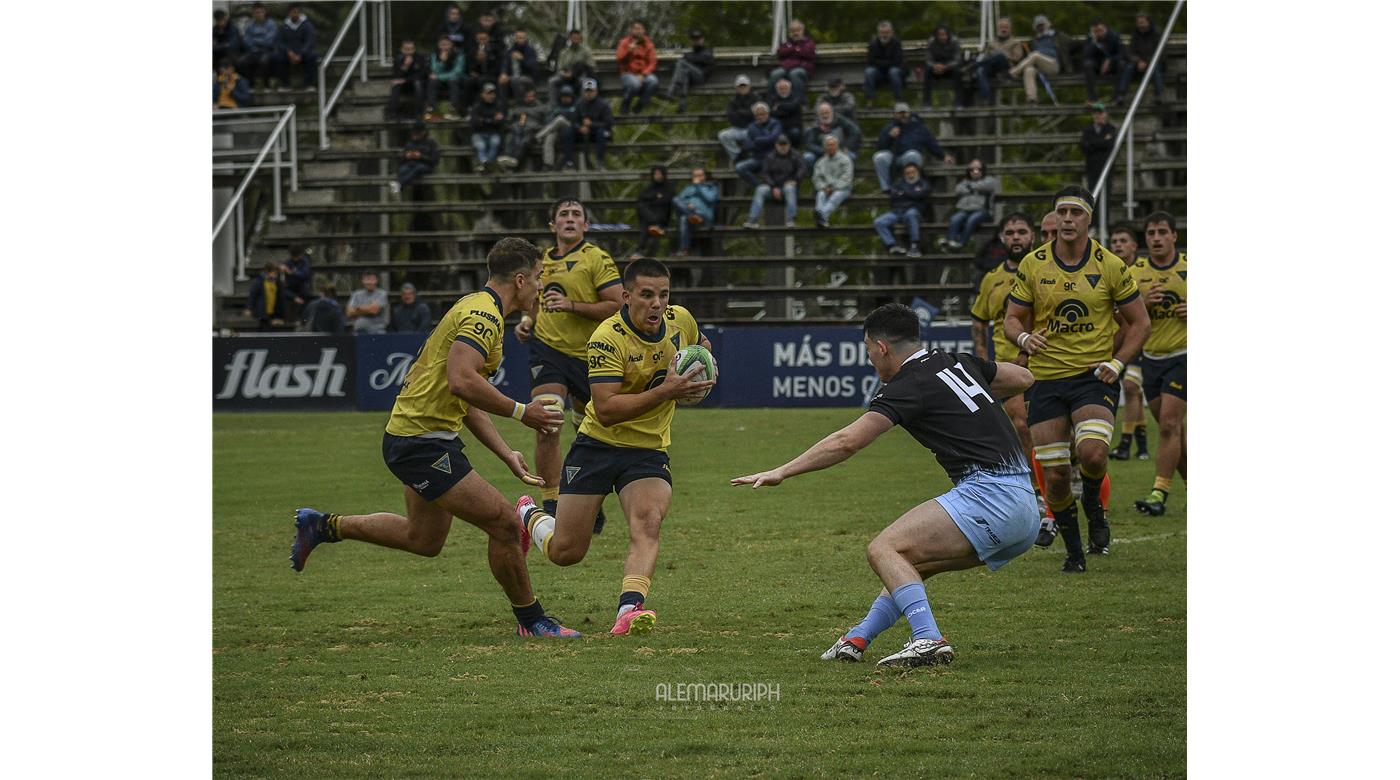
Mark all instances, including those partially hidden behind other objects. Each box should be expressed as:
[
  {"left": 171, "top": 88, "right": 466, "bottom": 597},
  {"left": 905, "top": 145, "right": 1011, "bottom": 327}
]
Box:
[
  {"left": 1114, "top": 435, "right": 1130, "bottom": 451},
  {"left": 1053, "top": 501, "right": 1084, "bottom": 559},
  {"left": 512, "top": 599, "right": 546, "bottom": 626},
  {"left": 1135, "top": 427, "right": 1150, "bottom": 452},
  {"left": 619, "top": 591, "right": 645, "bottom": 612},
  {"left": 1080, "top": 473, "right": 1105, "bottom": 522},
  {"left": 542, "top": 498, "right": 558, "bottom": 516}
]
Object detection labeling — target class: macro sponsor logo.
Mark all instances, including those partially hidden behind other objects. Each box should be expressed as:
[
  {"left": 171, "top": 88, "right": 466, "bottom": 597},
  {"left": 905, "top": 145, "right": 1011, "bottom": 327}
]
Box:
[
  {"left": 217, "top": 348, "right": 347, "bottom": 399},
  {"left": 1149, "top": 291, "right": 1182, "bottom": 319},
  {"left": 1048, "top": 299, "right": 1094, "bottom": 334}
]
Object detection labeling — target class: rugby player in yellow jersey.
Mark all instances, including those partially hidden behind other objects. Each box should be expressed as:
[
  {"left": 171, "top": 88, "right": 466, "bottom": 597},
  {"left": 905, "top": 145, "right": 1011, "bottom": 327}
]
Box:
[
  {"left": 515, "top": 258, "right": 715, "bottom": 637},
  {"left": 289, "top": 238, "right": 583, "bottom": 638},
  {"left": 1130, "top": 211, "right": 1187, "bottom": 516},
  {"left": 1004, "top": 186, "right": 1150, "bottom": 573},
  {"left": 513, "top": 198, "right": 625, "bottom": 535},
  {"left": 1108, "top": 222, "right": 1151, "bottom": 462}
]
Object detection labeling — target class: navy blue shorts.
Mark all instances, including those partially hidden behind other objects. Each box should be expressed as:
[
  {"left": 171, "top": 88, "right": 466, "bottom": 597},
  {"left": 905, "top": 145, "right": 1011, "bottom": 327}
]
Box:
[
  {"left": 560, "top": 434, "right": 671, "bottom": 495},
  {"left": 1026, "top": 370, "right": 1119, "bottom": 426},
  {"left": 382, "top": 432, "right": 473, "bottom": 501},
  {"left": 1141, "top": 354, "right": 1187, "bottom": 402},
  {"left": 529, "top": 338, "right": 591, "bottom": 402}
]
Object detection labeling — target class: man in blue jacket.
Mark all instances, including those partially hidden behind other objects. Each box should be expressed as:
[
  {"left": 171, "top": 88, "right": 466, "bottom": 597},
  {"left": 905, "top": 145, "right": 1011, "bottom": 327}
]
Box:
[
  {"left": 1082, "top": 20, "right": 1124, "bottom": 105},
  {"left": 499, "top": 28, "right": 540, "bottom": 103},
  {"left": 564, "top": 79, "right": 614, "bottom": 169},
  {"left": 276, "top": 4, "right": 318, "bottom": 91},
  {"left": 864, "top": 21, "right": 905, "bottom": 107},
  {"left": 735, "top": 102, "right": 783, "bottom": 187},
  {"left": 874, "top": 162, "right": 930, "bottom": 257},
  {"left": 237, "top": 2, "right": 281, "bottom": 89},
  {"left": 872, "top": 103, "right": 955, "bottom": 192}
]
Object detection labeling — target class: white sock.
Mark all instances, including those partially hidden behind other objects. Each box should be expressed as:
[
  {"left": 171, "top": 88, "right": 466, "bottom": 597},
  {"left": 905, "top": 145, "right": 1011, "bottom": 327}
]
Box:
[
  {"left": 617, "top": 603, "right": 638, "bottom": 619},
  {"left": 529, "top": 510, "right": 555, "bottom": 555}
]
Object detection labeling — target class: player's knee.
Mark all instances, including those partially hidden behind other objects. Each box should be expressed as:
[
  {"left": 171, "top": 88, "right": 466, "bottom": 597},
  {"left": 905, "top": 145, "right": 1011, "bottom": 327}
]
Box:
[
  {"left": 548, "top": 542, "right": 586, "bottom": 566},
  {"left": 410, "top": 533, "right": 447, "bottom": 557},
  {"left": 1158, "top": 418, "right": 1182, "bottom": 439}
]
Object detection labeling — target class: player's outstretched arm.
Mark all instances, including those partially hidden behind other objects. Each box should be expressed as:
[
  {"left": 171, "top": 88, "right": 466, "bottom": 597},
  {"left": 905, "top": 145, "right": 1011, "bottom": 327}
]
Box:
[
  {"left": 591, "top": 363, "right": 714, "bottom": 427},
  {"left": 730, "top": 412, "right": 893, "bottom": 488},
  {"left": 989, "top": 362, "right": 1035, "bottom": 399},
  {"left": 447, "top": 341, "right": 564, "bottom": 432},
  {"left": 463, "top": 406, "right": 545, "bottom": 486}
]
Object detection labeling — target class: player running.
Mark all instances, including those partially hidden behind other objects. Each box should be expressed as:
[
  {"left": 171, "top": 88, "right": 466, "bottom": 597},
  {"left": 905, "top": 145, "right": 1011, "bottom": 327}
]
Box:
[
  {"left": 1130, "top": 211, "right": 1187, "bottom": 516},
  {"left": 290, "top": 238, "right": 582, "bottom": 638},
  {"left": 513, "top": 198, "right": 625, "bottom": 534},
  {"left": 516, "top": 258, "right": 715, "bottom": 637},
  {"left": 732, "top": 304, "right": 1038, "bottom": 668},
  {"left": 1108, "top": 222, "right": 1151, "bottom": 462},
  {"left": 1004, "top": 186, "right": 1150, "bottom": 573}
]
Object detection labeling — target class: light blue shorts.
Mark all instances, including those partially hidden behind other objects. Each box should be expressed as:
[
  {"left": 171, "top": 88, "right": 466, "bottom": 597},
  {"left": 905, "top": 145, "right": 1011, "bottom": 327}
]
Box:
[{"left": 935, "top": 470, "right": 1040, "bottom": 571}]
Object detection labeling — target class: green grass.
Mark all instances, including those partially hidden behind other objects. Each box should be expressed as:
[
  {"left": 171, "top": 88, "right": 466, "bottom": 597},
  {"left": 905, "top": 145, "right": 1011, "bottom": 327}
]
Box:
[{"left": 214, "top": 409, "right": 1185, "bottom": 778}]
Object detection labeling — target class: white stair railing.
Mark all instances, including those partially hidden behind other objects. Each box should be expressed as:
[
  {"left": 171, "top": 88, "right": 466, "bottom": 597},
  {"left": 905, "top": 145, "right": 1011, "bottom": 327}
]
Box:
[
  {"left": 212, "top": 104, "right": 298, "bottom": 281},
  {"left": 317, "top": 0, "right": 370, "bottom": 150}
]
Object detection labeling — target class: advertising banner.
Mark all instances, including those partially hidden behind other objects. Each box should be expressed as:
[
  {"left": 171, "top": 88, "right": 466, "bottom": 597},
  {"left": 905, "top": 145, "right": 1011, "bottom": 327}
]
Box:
[
  {"left": 213, "top": 335, "right": 358, "bottom": 411},
  {"left": 354, "top": 333, "right": 533, "bottom": 411}
]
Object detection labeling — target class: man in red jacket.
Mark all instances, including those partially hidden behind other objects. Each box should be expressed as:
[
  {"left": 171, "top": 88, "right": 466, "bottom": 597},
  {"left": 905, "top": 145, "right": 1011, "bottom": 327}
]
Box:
[
  {"left": 770, "top": 18, "right": 817, "bottom": 102},
  {"left": 615, "top": 20, "right": 659, "bottom": 114}
]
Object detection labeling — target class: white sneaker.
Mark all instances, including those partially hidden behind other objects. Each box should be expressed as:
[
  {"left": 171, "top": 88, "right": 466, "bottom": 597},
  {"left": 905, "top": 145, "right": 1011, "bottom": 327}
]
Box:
[
  {"left": 819, "top": 636, "right": 864, "bottom": 662},
  {"left": 876, "top": 638, "right": 954, "bottom": 668}
]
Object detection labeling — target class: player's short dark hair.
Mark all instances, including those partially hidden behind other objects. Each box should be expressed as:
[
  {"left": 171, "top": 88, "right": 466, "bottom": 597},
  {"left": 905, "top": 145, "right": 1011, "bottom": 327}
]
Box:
[
  {"left": 1109, "top": 221, "right": 1139, "bottom": 242},
  {"left": 549, "top": 197, "right": 585, "bottom": 223},
  {"left": 487, "top": 237, "right": 539, "bottom": 280},
  {"left": 1143, "top": 210, "right": 1177, "bottom": 232},
  {"left": 1000, "top": 211, "right": 1033, "bottom": 232},
  {"left": 863, "top": 303, "right": 920, "bottom": 346},
  {"left": 1053, "top": 184, "right": 1095, "bottom": 213},
  {"left": 623, "top": 258, "right": 670, "bottom": 288}
]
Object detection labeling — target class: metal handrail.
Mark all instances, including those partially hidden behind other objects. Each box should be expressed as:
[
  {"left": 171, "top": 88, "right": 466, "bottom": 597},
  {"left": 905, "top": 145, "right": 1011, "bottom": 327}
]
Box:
[
  {"left": 317, "top": 0, "right": 370, "bottom": 150},
  {"left": 1092, "top": 0, "right": 1184, "bottom": 238},
  {"left": 211, "top": 103, "right": 298, "bottom": 280}
]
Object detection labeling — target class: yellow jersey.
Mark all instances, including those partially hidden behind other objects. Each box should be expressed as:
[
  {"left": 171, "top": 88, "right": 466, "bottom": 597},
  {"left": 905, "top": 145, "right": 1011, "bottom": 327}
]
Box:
[
  {"left": 970, "top": 260, "right": 1023, "bottom": 362},
  {"left": 534, "top": 241, "right": 622, "bottom": 359},
  {"left": 1008, "top": 239, "right": 1140, "bottom": 380},
  {"left": 579, "top": 305, "right": 702, "bottom": 451},
  {"left": 386, "top": 289, "right": 504, "bottom": 437},
  {"left": 1131, "top": 250, "right": 1187, "bottom": 357}
]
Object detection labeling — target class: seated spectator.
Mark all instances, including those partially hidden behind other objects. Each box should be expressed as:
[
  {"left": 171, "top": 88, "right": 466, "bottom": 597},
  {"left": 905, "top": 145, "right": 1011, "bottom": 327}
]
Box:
[
  {"left": 464, "top": 28, "right": 504, "bottom": 108},
  {"left": 717, "top": 75, "right": 759, "bottom": 165},
  {"left": 475, "top": 11, "right": 507, "bottom": 48},
  {"left": 302, "top": 283, "right": 347, "bottom": 334},
  {"left": 468, "top": 84, "right": 507, "bottom": 171},
  {"left": 616, "top": 20, "right": 659, "bottom": 114},
  {"left": 213, "top": 60, "right": 252, "bottom": 110},
  {"left": 391, "top": 283, "right": 434, "bottom": 332},
  {"left": 815, "top": 77, "right": 856, "bottom": 121},
  {"left": 812, "top": 135, "right": 854, "bottom": 228},
  {"left": 537, "top": 85, "right": 577, "bottom": 169},
  {"left": 801, "top": 102, "right": 861, "bottom": 168},
  {"left": 387, "top": 40, "right": 429, "bottom": 121},
  {"left": 277, "top": 4, "right": 318, "bottom": 91},
  {"left": 1081, "top": 102, "right": 1117, "bottom": 220},
  {"left": 389, "top": 120, "right": 441, "bottom": 194},
  {"left": 667, "top": 29, "right": 714, "bottom": 113},
  {"left": 499, "top": 28, "right": 540, "bottom": 103},
  {"left": 972, "top": 17, "right": 1024, "bottom": 106},
  {"left": 874, "top": 162, "right": 930, "bottom": 256},
  {"left": 941, "top": 159, "right": 999, "bottom": 251},
  {"left": 279, "top": 245, "right": 313, "bottom": 306},
  {"left": 864, "top": 21, "right": 906, "bottom": 107},
  {"left": 564, "top": 79, "right": 614, "bottom": 169},
  {"left": 872, "top": 102, "right": 955, "bottom": 192},
  {"left": 1082, "top": 20, "right": 1124, "bottom": 104},
  {"left": 922, "top": 24, "right": 967, "bottom": 109},
  {"left": 634, "top": 165, "right": 674, "bottom": 257},
  {"left": 237, "top": 2, "right": 281, "bottom": 89},
  {"left": 548, "top": 29, "right": 596, "bottom": 106},
  {"left": 499, "top": 86, "right": 548, "bottom": 170},
  {"left": 213, "top": 9, "right": 241, "bottom": 71},
  {"left": 426, "top": 35, "right": 466, "bottom": 119},
  {"left": 347, "top": 271, "right": 389, "bottom": 334},
  {"left": 734, "top": 102, "right": 783, "bottom": 187},
  {"left": 673, "top": 167, "right": 718, "bottom": 256},
  {"left": 768, "top": 78, "right": 804, "bottom": 144},
  {"left": 744, "top": 134, "right": 802, "bottom": 229},
  {"left": 771, "top": 19, "right": 817, "bottom": 102},
  {"left": 1009, "top": 14, "right": 1065, "bottom": 104},
  {"left": 438, "top": 5, "right": 470, "bottom": 53},
  {"left": 1116, "top": 12, "right": 1166, "bottom": 105},
  {"left": 245, "top": 261, "right": 288, "bottom": 331}
]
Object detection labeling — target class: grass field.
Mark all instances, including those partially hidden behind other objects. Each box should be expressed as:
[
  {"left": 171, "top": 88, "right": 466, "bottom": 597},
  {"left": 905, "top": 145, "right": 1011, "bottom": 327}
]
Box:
[{"left": 214, "top": 409, "right": 1185, "bottom": 778}]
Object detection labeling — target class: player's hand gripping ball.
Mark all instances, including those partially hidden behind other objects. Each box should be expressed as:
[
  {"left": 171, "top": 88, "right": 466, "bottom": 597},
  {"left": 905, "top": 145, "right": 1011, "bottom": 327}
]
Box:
[{"left": 671, "top": 345, "right": 718, "bottom": 407}]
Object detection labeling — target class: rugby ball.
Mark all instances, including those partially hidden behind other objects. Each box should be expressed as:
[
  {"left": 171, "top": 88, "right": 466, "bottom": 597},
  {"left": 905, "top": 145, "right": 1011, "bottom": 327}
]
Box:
[{"left": 671, "top": 345, "right": 717, "bottom": 407}]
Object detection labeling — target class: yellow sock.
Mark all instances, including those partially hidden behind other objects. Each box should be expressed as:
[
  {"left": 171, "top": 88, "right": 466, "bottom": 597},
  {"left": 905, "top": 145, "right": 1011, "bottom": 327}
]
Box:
[
  {"left": 542, "top": 487, "right": 560, "bottom": 502},
  {"left": 1153, "top": 475, "right": 1173, "bottom": 492},
  {"left": 621, "top": 574, "right": 652, "bottom": 599}
]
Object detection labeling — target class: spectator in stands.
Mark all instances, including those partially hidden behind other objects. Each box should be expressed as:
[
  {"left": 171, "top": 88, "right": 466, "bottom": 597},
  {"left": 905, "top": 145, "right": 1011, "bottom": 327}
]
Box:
[
  {"left": 735, "top": 102, "right": 783, "bottom": 187},
  {"left": 246, "top": 262, "right": 288, "bottom": 330},
  {"left": 537, "top": 85, "right": 576, "bottom": 169},
  {"left": 427, "top": 35, "right": 466, "bottom": 119},
  {"left": 667, "top": 29, "right": 714, "bottom": 113},
  {"left": 213, "top": 10, "right": 240, "bottom": 71},
  {"left": 439, "top": 5, "right": 470, "bottom": 53},
  {"left": 816, "top": 77, "right": 856, "bottom": 121},
  {"left": 347, "top": 271, "right": 389, "bottom": 334},
  {"left": 744, "top": 134, "right": 803, "bottom": 229},
  {"left": 771, "top": 19, "right": 817, "bottom": 102},
  {"left": 390, "top": 283, "right": 434, "bottom": 332},
  {"left": 548, "top": 29, "right": 595, "bottom": 106},
  {"left": 801, "top": 102, "right": 861, "bottom": 168},
  {"left": 499, "top": 28, "right": 540, "bottom": 103},
  {"left": 279, "top": 245, "right": 313, "bottom": 305},
  {"left": 475, "top": 11, "right": 507, "bottom": 48},
  {"left": 941, "top": 159, "right": 999, "bottom": 251},
  {"left": 237, "top": 2, "right": 281, "bottom": 89},
  {"left": 1009, "top": 14, "right": 1065, "bottom": 104},
  {"left": 973, "top": 17, "right": 1024, "bottom": 106},
  {"left": 717, "top": 75, "right": 759, "bottom": 164},
  {"left": 277, "top": 5, "right": 318, "bottom": 91},
  {"left": 872, "top": 102, "right": 955, "bottom": 192},
  {"left": 214, "top": 60, "right": 252, "bottom": 110},
  {"left": 1116, "top": 12, "right": 1166, "bottom": 105},
  {"left": 768, "top": 78, "right": 804, "bottom": 145},
  {"left": 302, "top": 283, "right": 347, "bottom": 334},
  {"left": 1081, "top": 102, "right": 1117, "bottom": 218},
  {"left": 465, "top": 28, "right": 504, "bottom": 108},
  {"left": 875, "top": 162, "right": 930, "bottom": 256},
  {"left": 673, "top": 167, "right": 718, "bottom": 256},
  {"left": 499, "top": 86, "right": 548, "bottom": 170},
  {"left": 864, "top": 21, "right": 906, "bottom": 107},
  {"left": 565, "top": 78, "right": 614, "bottom": 169},
  {"left": 468, "top": 84, "right": 507, "bottom": 171},
  {"left": 616, "top": 21, "right": 660, "bottom": 115},
  {"left": 1082, "top": 20, "right": 1124, "bottom": 105},
  {"left": 812, "top": 135, "right": 854, "bottom": 228},
  {"left": 387, "top": 40, "right": 429, "bottom": 121},
  {"left": 634, "top": 165, "right": 674, "bottom": 257},
  {"left": 922, "top": 24, "right": 967, "bottom": 109},
  {"left": 389, "top": 120, "right": 441, "bottom": 194}
]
